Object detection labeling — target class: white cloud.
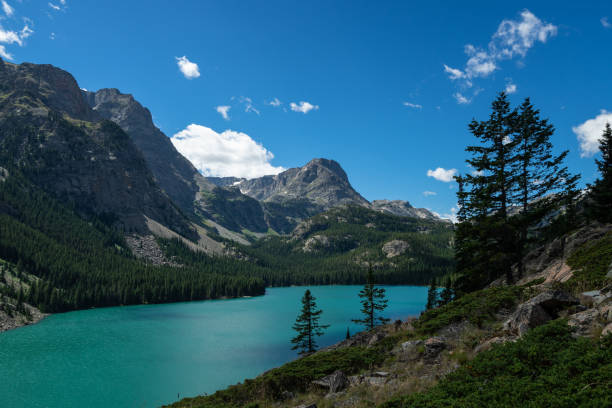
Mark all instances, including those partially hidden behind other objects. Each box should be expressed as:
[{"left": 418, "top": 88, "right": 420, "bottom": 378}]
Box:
[
  {"left": 48, "top": 2, "right": 60, "bottom": 11},
  {"left": 454, "top": 92, "right": 470, "bottom": 104},
  {"left": 444, "top": 10, "right": 556, "bottom": 95},
  {"left": 49, "top": 32, "right": 55, "bottom": 40},
  {"left": 572, "top": 110, "right": 612, "bottom": 157},
  {"left": 215, "top": 105, "right": 230, "bottom": 120},
  {"left": 403, "top": 102, "right": 422, "bottom": 109},
  {"left": 423, "top": 191, "right": 437, "bottom": 197},
  {"left": 20, "top": 25, "right": 33, "bottom": 40},
  {"left": 427, "top": 167, "right": 458, "bottom": 182},
  {"left": 0, "top": 27, "right": 22, "bottom": 45},
  {"left": 176, "top": 56, "right": 200, "bottom": 79},
  {"left": 171, "top": 124, "right": 285, "bottom": 179},
  {"left": 268, "top": 97, "right": 282, "bottom": 107},
  {"left": 444, "top": 64, "right": 465, "bottom": 80},
  {"left": 505, "top": 82, "right": 517, "bottom": 94},
  {"left": 442, "top": 206, "right": 459, "bottom": 223},
  {"left": 602, "top": 17, "right": 611, "bottom": 28},
  {"left": 0, "top": 44, "right": 12, "bottom": 59},
  {"left": 239, "top": 96, "right": 259, "bottom": 115},
  {"left": 290, "top": 101, "right": 319, "bottom": 114},
  {"left": 2, "top": 1, "right": 13, "bottom": 17}
]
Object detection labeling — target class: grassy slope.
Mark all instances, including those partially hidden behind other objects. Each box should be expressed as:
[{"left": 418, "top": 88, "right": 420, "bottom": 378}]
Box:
[{"left": 166, "top": 227, "right": 612, "bottom": 408}]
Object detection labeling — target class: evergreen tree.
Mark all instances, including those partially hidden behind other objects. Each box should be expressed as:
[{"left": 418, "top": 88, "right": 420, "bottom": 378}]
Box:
[
  {"left": 512, "top": 99, "right": 579, "bottom": 277},
  {"left": 438, "top": 277, "right": 454, "bottom": 306},
  {"left": 291, "top": 289, "right": 329, "bottom": 355},
  {"left": 346, "top": 327, "right": 351, "bottom": 339},
  {"left": 352, "top": 268, "right": 390, "bottom": 330},
  {"left": 587, "top": 123, "right": 612, "bottom": 222},
  {"left": 426, "top": 279, "right": 438, "bottom": 310}
]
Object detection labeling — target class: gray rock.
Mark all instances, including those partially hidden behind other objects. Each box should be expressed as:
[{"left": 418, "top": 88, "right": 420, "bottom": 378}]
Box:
[
  {"left": 382, "top": 240, "right": 410, "bottom": 258},
  {"left": 602, "top": 322, "right": 612, "bottom": 336},
  {"left": 312, "top": 370, "right": 348, "bottom": 393},
  {"left": 568, "top": 308, "right": 601, "bottom": 337},
  {"left": 424, "top": 337, "right": 446, "bottom": 360},
  {"left": 504, "top": 290, "right": 578, "bottom": 336},
  {"left": 580, "top": 290, "right": 612, "bottom": 306},
  {"left": 294, "top": 404, "right": 317, "bottom": 408}
]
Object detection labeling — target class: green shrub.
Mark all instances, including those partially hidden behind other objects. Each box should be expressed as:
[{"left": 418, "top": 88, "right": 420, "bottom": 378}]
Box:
[
  {"left": 381, "top": 319, "right": 612, "bottom": 408},
  {"left": 413, "top": 286, "right": 523, "bottom": 335},
  {"left": 565, "top": 232, "right": 612, "bottom": 292}
]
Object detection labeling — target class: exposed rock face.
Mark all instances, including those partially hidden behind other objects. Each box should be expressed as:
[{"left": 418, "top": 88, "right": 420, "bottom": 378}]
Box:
[
  {"left": 312, "top": 370, "right": 348, "bottom": 393},
  {"left": 0, "top": 59, "right": 194, "bottom": 237},
  {"left": 504, "top": 290, "right": 579, "bottom": 336},
  {"left": 382, "top": 240, "right": 410, "bottom": 258},
  {"left": 371, "top": 200, "right": 442, "bottom": 221},
  {"left": 82, "top": 88, "right": 212, "bottom": 214},
  {"left": 303, "top": 234, "right": 331, "bottom": 253},
  {"left": 236, "top": 158, "right": 368, "bottom": 208},
  {"left": 423, "top": 337, "right": 446, "bottom": 361}
]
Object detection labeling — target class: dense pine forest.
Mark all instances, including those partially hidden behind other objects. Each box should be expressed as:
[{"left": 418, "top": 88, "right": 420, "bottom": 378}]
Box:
[{"left": 0, "top": 171, "right": 266, "bottom": 313}]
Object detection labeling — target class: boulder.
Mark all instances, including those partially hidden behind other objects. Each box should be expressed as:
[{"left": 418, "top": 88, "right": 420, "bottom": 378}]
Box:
[
  {"left": 580, "top": 289, "right": 612, "bottom": 306},
  {"left": 424, "top": 337, "right": 446, "bottom": 360},
  {"left": 602, "top": 322, "right": 612, "bottom": 336},
  {"left": 312, "top": 370, "right": 348, "bottom": 393},
  {"left": 504, "top": 290, "right": 578, "bottom": 336},
  {"left": 295, "top": 404, "right": 317, "bottom": 408},
  {"left": 568, "top": 308, "right": 601, "bottom": 337}
]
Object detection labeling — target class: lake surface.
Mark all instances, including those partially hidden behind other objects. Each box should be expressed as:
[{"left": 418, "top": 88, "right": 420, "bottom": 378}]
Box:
[{"left": 0, "top": 285, "right": 428, "bottom": 408}]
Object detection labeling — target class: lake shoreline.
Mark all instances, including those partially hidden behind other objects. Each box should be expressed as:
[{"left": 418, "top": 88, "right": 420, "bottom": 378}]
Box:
[{"left": 0, "top": 302, "right": 48, "bottom": 333}]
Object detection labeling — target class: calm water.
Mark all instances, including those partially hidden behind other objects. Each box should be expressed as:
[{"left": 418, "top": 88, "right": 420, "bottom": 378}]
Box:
[{"left": 0, "top": 285, "right": 428, "bottom": 408}]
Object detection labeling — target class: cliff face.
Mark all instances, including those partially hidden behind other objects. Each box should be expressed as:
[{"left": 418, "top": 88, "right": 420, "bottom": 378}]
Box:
[
  {"left": 0, "top": 59, "right": 195, "bottom": 238},
  {"left": 371, "top": 200, "right": 443, "bottom": 221},
  {"left": 82, "top": 88, "right": 213, "bottom": 215}
]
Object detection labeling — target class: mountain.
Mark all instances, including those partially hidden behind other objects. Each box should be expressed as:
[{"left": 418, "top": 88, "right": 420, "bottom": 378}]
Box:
[
  {"left": 371, "top": 199, "right": 444, "bottom": 221},
  {"left": 235, "top": 158, "right": 368, "bottom": 208},
  {"left": 0, "top": 59, "right": 194, "bottom": 238},
  {"left": 81, "top": 88, "right": 215, "bottom": 215}
]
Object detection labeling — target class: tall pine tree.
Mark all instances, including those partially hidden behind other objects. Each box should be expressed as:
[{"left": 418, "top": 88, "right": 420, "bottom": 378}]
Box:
[
  {"left": 587, "top": 123, "right": 612, "bottom": 222},
  {"left": 291, "top": 289, "right": 329, "bottom": 355},
  {"left": 352, "top": 267, "right": 390, "bottom": 330}
]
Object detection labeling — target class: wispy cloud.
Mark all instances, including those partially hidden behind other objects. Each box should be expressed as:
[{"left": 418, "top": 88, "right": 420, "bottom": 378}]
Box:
[
  {"left": 239, "top": 96, "right": 260, "bottom": 115},
  {"left": 505, "top": 81, "right": 517, "bottom": 94},
  {"left": 171, "top": 124, "right": 285, "bottom": 179},
  {"left": 290, "top": 101, "right": 319, "bottom": 114},
  {"left": 215, "top": 105, "right": 231, "bottom": 120},
  {"left": 453, "top": 92, "right": 470, "bottom": 104},
  {"left": 176, "top": 56, "right": 200, "bottom": 79},
  {"left": 268, "top": 97, "right": 282, "bottom": 107},
  {"left": 601, "top": 17, "right": 611, "bottom": 28},
  {"left": 444, "top": 10, "right": 556, "bottom": 102},
  {"left": 423, "top": 191, "right": 437, "bottom": 197},
  {"left": 403, "top": 102, "right": 423, "bottom": 109},
  {"left": 427, "top": 167, "right": 457, "bottom": 182},
  {"left": 572, "top": 110, "right": 612, "bottom": 157},
  {"left": 2, "top": 1, "right": 13, "bottom": 17}
]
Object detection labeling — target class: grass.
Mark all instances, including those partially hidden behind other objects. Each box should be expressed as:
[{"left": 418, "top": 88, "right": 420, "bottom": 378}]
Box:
[
  {"left": 413, "top": 285, "right": 523, "bottom": 335},
  {"left": 565, "top": 231, "right": 612, "bottom": 293},
  {"left": 380, "top": 319, "right": 612, "bottom": 408}
]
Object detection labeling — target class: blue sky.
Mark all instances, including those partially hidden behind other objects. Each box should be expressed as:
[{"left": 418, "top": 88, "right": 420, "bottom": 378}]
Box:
[{"left": 3, "top": 1, "right": 612, "bottom": 219}]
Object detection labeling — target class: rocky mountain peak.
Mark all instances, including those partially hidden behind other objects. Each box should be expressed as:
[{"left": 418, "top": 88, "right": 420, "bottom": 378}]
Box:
[
  {"left": 371, "top": 199, "right": 442, "bottom": 221},
  {"left": 0, "top": 58, "right": 94, "bottom": 121}
]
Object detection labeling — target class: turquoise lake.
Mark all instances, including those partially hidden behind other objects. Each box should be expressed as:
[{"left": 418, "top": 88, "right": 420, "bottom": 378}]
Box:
[{"left": 0, "top": 285, "right": 428, "bottom": 408}]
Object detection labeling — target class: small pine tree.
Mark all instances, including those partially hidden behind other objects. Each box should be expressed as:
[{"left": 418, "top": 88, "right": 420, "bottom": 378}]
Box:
[
  {"left": 438, "top": 277, "right": 454, "bottom": 306},
  {"left": 426, "top": 279, "right": 438, "bottom": 310},
  {"left": 352, "top": 268, "right": 390, "bottom": 330},
  {"left": 346, "top": 327, "right": 351, "bottom": 340},
  {"left": 587, "top": 123, "right": 612, "bottom": 222},
  {"left": 291, "top": 289, "right": 329, "bottom": 355}
]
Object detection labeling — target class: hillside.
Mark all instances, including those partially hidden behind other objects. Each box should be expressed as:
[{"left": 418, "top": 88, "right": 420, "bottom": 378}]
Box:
[{"left": 167, "top": 222, "right": 612, "bottom": 408}]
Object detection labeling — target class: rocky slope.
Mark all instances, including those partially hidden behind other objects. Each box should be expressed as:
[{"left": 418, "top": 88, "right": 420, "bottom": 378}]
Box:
[
  {"left": 0, "top": 59, "right": 195, "bottom": 238},
  {"left": 371, "top": 200, "right": 443, "bottom": 221},
  {"left": 168, "top": 222, "right": 612, "bottom": 408}
]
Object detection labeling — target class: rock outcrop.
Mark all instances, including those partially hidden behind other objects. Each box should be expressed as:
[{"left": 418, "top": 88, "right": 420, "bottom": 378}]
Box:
[
  {"left": 504, "top": 290, "right": 579, "bottom": 336},
  {"left": 382, "top": 240, "right": 410, "bottom": 258},
  {"left": 371, "top": 200, "right": 442, "bottom": 221}
]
